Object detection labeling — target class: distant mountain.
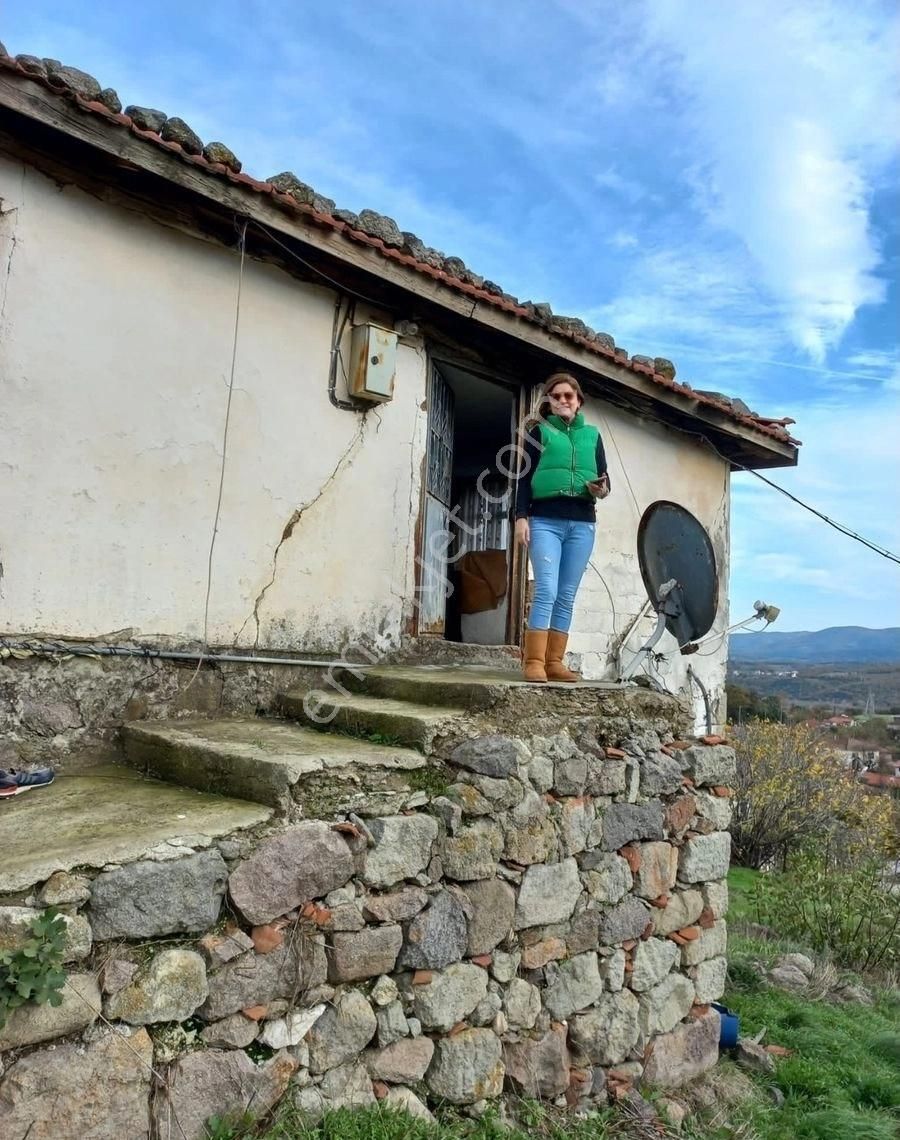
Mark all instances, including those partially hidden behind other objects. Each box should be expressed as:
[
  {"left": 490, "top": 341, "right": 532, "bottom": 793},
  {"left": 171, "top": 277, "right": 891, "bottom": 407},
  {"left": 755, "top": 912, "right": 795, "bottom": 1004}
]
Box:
[{"left": 729, "top": 626, "right": 900, "bottom": 664}]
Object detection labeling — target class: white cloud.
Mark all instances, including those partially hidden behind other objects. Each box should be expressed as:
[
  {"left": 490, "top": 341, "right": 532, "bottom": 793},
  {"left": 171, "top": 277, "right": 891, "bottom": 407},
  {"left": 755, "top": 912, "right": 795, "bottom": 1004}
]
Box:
[
  {"left": 748, "top": 554, "right": 839, "bottom": 593},
  {"left": 608, "top": 231, "right": 640, "bottom": 250},
  {"left": 847, "top": 350, "right": 898, "bottom": 369},
  {"left": 585, "top": 240, "right": 783, "bottom": 368},
  {"left": 845, "top": 348, "right": 900, "bottom": 390},
  {"left": 594, "top": 167, "right": 655, "bottom": 204},
  {"left": 730, "top": 388, "right": 900, "bottom": 628},
  {"left": 636, "top": 0, "right": 900, "bottom": 361}
]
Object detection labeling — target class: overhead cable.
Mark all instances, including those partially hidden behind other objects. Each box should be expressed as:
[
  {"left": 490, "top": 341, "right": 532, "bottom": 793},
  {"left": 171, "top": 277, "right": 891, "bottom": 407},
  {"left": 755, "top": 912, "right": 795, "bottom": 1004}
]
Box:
[
  {"left": 251, "top": 218, "right": 387, "bottom": 308},
  {"left": 694, "top": 433, "right": 900, "bottom": 567},
  {"left": 737, "top": 464, "right": 900, "bottom": 566}
]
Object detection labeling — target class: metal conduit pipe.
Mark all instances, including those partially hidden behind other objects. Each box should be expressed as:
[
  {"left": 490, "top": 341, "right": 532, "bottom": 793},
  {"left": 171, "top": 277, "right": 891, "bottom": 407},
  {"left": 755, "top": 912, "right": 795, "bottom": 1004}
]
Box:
[
  {"left": 0, "top": 637, "right": 373, "bottom": 670},
  {"left": 328, "top": 294, "right": 364, "bottom": 412},
  {"left": 687, "top": 664, "right": 713, "bottom": 737}
]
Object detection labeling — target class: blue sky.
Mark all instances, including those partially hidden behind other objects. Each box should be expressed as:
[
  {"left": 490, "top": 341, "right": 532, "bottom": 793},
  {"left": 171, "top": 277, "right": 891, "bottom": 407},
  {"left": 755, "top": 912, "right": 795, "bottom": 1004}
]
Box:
[{"left": 5, "top": 0, "right": 899, "bottom": 632}]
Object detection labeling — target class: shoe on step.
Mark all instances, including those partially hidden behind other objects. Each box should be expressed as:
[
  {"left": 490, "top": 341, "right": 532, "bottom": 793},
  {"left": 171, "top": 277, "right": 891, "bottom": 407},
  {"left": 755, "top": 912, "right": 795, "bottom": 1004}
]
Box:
[
  {"left": 0, "top": 766, "right": 56, "bottom": 798},
  {"left": 545, "top": 630, "right": 581, "bottom": 682},
  {"left": 522, "top": 629, "right": 549, "bottom": 683}
]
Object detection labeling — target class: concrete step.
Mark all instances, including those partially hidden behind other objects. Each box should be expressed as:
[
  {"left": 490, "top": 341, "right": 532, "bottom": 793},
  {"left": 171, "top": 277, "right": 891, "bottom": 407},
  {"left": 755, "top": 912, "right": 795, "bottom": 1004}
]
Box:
[
  {"left": 122, "top": 717, "right": 428, "bottom": 810},
  {"left": 341, "top": 663, "right": 624, "bottom": 710},
  {"left": 339, "top": 664, "right": 523, "bottom": 709},
  {"left": 277, "top": 690, "right": 467, "bottom": 753},
  {"left": 0, "top": 766, "right": 271, "bottom": 896}
]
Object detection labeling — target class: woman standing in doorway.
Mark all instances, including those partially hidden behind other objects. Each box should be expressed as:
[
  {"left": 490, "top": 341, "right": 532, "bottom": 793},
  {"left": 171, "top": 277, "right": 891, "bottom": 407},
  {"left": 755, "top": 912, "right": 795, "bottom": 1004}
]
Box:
[{"left": 515, "top": 372, "right": 610, "bottom": 682}]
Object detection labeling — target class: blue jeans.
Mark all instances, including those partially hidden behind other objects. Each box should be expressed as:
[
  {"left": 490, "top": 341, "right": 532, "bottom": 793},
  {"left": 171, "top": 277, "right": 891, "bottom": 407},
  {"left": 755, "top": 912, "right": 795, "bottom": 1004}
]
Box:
[{"left": 527, "top": 518, "right": 595, "bottom": 632}]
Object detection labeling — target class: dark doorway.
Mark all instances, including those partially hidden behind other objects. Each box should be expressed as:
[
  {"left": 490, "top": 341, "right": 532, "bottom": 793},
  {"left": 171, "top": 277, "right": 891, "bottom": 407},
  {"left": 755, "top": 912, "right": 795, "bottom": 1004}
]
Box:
[{"left": 418, "top": 361, "right": 521, "bottom": 645}]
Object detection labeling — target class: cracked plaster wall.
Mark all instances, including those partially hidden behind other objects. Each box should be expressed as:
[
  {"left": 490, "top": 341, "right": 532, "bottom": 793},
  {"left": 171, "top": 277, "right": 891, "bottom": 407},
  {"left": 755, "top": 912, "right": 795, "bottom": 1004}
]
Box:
[
  {"left": 0, "top": 154, "right": 730, "bottom": 732},
  {"left": 0, "top": 155, "right": 425, "bottom": 654}
]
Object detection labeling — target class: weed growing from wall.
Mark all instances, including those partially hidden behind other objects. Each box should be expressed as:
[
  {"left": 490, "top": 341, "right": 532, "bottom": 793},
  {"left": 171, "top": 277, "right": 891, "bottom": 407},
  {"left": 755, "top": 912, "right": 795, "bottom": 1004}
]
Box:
[{"left": 0, "top": 908, "right": 68, "bottom": 1029}]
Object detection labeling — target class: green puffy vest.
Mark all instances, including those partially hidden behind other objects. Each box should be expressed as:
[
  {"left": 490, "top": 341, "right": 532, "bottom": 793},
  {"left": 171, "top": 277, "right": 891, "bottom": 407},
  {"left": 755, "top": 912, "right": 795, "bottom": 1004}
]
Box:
[{"left": 531, "top": 413, "right": 600, "bottom": 500}]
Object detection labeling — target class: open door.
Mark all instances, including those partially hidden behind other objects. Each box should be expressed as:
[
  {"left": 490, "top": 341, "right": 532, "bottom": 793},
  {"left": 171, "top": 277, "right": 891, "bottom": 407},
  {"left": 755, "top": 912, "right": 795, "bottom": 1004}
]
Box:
[
  {"left": 418, "top": 364, "right": 455, "bottom": 635},
  {"left": 415, "top": 360, "right": 538, "bottom": 646},
  {"left": 506, "top": 382, "right": 542, "bottom": 643}
]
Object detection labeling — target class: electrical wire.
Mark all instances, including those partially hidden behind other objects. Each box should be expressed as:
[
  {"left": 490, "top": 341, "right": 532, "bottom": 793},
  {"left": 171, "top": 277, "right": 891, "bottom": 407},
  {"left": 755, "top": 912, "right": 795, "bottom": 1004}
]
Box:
[
  {"left": 648, "top": 650, "right": 675, "bottom": 696},
  {"left": 694, "top": 431, "right": 900, "bottom": 567},
  {"left": 687, "top": 664, "right": 714, "bottom": 735},
  {"left": 742, "top": 465, "right": 900, "bottom": 565},
  {"left": 0, "top": 637, "right": 372, "bottom": 669},
  {"left": 588, "top": 558, "right": 618, "bottom": 636},
  {"left": 251, "top": 219, "right": 388, "bottom": 308},
  {"left": 186, "top": 220, "right": 247, "bottom": 690},
  {"left": 328, "top": 294, "right": 363, "bottom": 411},
  {"left": 596, "top": 411, "right": 643, "bottom": 519},
  {"left": 687, "top": 614, "right": 770, "bottom": 657}
]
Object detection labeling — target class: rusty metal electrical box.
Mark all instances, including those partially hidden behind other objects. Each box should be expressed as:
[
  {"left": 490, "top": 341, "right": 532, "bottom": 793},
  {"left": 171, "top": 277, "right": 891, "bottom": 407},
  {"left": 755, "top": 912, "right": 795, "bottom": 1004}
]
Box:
[{"left": 348, "top": 323, "right": 397, "bottom": 402}]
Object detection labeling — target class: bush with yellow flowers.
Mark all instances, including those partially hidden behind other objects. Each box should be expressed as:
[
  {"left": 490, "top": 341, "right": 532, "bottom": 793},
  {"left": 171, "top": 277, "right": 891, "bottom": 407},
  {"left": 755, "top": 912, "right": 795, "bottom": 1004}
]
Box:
[
  {"left": 731, "top": 720, "right": 896, "bottom": 871},
  {"left": 731, "top": 721, "right": 899, "bottom": 971}
]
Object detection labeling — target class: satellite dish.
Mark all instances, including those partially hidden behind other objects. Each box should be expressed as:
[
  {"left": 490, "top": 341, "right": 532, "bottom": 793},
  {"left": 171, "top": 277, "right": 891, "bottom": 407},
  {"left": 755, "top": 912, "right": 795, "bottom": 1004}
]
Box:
[
  {"left": 637, "top": 501, "right": 719, "bottom": 644},
  {"left": 620, "top": 503, "right": 776, "bottom": 706}
]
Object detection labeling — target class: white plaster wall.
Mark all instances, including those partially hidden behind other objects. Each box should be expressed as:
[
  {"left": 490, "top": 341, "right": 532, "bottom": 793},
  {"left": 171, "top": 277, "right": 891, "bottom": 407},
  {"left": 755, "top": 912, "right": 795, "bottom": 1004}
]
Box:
[
  {"left": 569, "top": 398, "right": 731, "bottom": 730},
  {"left": 0, "top": 157, "right": 426, "bottom": 651},
  {"left": 0, "top": 154, "right": 732, "bottom": 721}
]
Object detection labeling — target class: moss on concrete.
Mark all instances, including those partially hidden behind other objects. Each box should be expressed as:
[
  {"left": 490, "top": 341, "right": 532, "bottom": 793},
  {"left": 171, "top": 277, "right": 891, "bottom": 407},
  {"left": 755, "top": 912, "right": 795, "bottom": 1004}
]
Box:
[{"left": 0, "top": 767, "right": 271, "bottom": 895}]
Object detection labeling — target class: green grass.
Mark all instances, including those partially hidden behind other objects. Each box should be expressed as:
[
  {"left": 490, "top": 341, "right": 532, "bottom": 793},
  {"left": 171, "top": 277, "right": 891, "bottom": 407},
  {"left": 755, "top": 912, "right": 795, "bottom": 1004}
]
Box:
[
  {"left": 726, "top": 865, "right": 761, "bottom": 921},
  {"left": 210, "top": 1102, "right": 626, "bottom": 1140},
  {"left": 715, "top": 865, "right": 900, "bottom": 1140},
  {"left": 364, "top": 732, "right": 405, "bottom": 748},
  {"left": 405, "top": 763, "right": 451, "bottom": 798},
  {"left": 725, "top": 974, "right": 900, "bottom": 1129}
]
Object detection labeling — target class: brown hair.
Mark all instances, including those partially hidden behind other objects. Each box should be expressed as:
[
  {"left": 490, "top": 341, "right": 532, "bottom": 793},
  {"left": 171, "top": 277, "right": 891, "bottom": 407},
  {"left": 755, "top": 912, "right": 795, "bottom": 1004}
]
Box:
[{"left": 532, "top": 371, "right": 585, "bottom": 423}]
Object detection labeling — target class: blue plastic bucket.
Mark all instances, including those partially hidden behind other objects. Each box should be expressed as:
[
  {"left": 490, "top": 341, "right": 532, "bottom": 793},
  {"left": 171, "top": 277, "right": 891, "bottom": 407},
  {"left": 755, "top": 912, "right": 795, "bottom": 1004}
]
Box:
[{"left": 713, "top": 1002, "right": 740, "bottom": 1048}]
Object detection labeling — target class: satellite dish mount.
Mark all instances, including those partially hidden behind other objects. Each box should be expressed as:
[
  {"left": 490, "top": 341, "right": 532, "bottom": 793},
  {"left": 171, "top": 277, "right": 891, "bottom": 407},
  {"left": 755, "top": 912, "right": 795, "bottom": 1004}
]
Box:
[
  {"left": 619, "top": 501, "right": 718, "bottom": 682},
  {"left": 616, "top": 501, "right": 779, "bottom": 688}
]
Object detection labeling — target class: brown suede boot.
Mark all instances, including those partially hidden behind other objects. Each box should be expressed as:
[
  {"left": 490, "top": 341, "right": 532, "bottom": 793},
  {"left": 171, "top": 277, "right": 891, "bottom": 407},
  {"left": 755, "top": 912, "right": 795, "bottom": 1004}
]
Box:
[
  {"left": 522, "top": 629, "right": 549, "bottom": 682},
  {"left": 546, "top": 629, "right": 581, "bottom": 682}
]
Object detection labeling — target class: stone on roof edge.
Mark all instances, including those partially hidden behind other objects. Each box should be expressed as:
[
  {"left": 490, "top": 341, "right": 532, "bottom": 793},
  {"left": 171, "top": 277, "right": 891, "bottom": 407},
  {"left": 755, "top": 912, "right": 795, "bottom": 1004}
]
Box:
[{"left": 0, "top": 50, "right": 799, "bottom": 447}]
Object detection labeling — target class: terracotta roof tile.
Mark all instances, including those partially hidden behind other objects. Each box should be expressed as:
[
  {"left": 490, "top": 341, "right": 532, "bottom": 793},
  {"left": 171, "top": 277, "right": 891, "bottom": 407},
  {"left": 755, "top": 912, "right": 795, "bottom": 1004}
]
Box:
[{"left": 0, "top": 50, "right": 800, "bottom": 448}]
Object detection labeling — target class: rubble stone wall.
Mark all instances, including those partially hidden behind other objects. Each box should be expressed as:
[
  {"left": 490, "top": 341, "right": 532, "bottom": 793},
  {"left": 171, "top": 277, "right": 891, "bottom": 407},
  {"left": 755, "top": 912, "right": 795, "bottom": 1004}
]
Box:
[
  {"left": 0, "top": 653, "right": 331, "bottom": 767},
  {"left": 0, "top": 718, "right": 734, "bottom": 1138}
]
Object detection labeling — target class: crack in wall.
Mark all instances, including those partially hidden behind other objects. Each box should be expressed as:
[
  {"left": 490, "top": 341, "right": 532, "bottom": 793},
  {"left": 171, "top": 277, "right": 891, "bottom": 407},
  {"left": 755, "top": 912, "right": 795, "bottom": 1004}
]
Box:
[
  {"left": 0, "top": 191, "right": 20, "bottom": 604},
  {"left": 0, "top": 168, "right": 25, "bottom": 329},
  {"left": 389, "top": 419, "right": 422, "bottom": 616},
  {"left": 235, "top": 417, "right": 368, "bottom": 648},
  {"left": 0, "top": 210, "right": 20, "bottom": 328}
]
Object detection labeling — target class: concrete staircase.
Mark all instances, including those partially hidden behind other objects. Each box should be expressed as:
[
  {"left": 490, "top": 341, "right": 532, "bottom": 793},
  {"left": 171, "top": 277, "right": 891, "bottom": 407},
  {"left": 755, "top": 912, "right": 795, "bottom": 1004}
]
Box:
[
  {"left": 122, "top": 715, "right": 434, "bottom": 810},
  {"left": 3, "top": 666, "right": 464, "bottom": 896},
  {"left": 2, "top": 667, "right": 468, "bottom": 898},
  {"left": 118, "top": 666, "right": 482, "bottom": 818},
  {"left": 2, "top": 659, "right": 669, "bottom": 898},
  {"left": 120, "top": 662, "right": 641, "bottom": 815},
  {"left": 276, "top": 690, "right": 468, "bottom": 752}
]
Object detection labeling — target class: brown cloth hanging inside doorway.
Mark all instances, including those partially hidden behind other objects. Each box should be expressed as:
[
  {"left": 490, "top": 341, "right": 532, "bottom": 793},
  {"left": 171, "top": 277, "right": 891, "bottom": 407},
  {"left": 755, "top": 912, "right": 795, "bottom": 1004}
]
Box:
[{"left": 457, "top": 549, "right": 508, "bottom": 615}]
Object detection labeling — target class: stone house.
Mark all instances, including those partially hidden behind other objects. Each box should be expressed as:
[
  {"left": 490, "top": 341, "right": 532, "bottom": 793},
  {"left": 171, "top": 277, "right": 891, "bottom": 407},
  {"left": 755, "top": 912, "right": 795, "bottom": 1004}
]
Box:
[{"left": 0, "top": 50, "right": 798, "bottom": 740}]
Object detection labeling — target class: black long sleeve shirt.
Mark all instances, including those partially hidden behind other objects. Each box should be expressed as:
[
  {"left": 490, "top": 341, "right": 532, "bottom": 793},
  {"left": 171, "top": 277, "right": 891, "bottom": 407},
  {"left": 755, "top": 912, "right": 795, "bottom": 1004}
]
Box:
[{"left": 514, "top": 423, "right": 610, "bottom": 522}]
